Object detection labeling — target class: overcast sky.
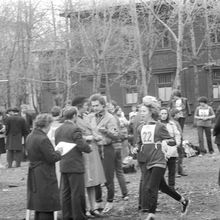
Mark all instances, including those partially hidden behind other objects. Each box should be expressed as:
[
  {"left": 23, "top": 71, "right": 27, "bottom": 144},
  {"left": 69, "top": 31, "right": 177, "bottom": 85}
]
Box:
[{"left": 41, "top": 0, "right": 142, "bottom": 12}]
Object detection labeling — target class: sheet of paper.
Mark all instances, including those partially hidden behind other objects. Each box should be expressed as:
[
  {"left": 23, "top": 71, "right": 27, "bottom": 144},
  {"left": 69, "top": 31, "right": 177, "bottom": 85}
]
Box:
[{"left": 55, "top": 142, "right": 76, "bottom": 156}]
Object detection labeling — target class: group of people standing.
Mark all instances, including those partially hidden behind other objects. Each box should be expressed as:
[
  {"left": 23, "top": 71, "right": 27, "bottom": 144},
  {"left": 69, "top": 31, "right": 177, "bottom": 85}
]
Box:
[
  {"left": 24, "top": 90, "right": 193, "bottom": 220},
  {"left": 1, "top": 89, "right": 220, "bottom": 220},
  {"left": 26, "top": 94, "right": 129, "bottom": 220}
]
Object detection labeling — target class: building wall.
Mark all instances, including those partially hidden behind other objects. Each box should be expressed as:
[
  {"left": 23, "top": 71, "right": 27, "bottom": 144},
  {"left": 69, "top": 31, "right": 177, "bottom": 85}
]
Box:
[{"left": 37, "top": 14, "right": 220, "bottom": 119}]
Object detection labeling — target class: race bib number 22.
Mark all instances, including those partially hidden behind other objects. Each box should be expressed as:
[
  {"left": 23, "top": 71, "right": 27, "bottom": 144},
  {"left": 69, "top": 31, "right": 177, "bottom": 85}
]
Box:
[{"left": 141, "top": 124, "right": 156, "bottom": 144}]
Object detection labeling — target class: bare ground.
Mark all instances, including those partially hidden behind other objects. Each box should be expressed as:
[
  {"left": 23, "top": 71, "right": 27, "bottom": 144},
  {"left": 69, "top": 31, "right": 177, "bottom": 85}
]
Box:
[{"left": 0, "top": 124, "right": 220, "bottom": 220}]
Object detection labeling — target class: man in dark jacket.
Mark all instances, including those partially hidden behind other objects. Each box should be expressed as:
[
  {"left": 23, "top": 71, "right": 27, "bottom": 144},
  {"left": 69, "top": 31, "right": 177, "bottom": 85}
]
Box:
[
  {"left": 55, "top": 106, "right": 91, "bottom": 220},
  {"left": 5, "top": 107, "right": 28, "bottom": 168}
]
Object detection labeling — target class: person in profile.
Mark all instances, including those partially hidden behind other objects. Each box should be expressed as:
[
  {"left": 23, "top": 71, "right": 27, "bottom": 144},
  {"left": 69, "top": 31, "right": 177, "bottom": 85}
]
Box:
[{"left": 55, "top": 107, "right": 91, "bottom": 220}]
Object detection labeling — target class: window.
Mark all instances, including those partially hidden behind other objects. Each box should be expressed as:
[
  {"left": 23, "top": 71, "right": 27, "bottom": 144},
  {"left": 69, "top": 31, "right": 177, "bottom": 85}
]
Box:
[
  {"left": 157, "top": 73, "right": 173, "bottom": 101},
  {"left": 210, "top": 29, "right": 220, "bottom": 44},
  {"left": 157, "top": 31, "right": 171, "bottom": 49},
  {"left": 213, "top": 84, "right": 220, "bottom": 99},
  {"left": 100, "top": 76, "right": 106, "bottom": 89},
  {"left": 122, "top": 72, "right": 138, "bottom": 105},
  {"left": 212, "top": 70, "right": 220, "bottom": 99},
  {"left": 158, "top": 87, "right": 172, "bottom": 101},
  {"left": 209, "top": 15, "right": 220, "bottom": 44},
  {"left": 125, "top": 88, "right": 138, "bottom": 104}
]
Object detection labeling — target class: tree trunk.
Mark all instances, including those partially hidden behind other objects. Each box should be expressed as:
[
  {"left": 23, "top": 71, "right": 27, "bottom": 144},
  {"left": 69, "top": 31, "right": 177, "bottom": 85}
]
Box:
[
  {"left": 130, "top": 0, "right": 148, "bottom": 98},
  {"left": 104, "top": 57, "right": 111, "bottom": 101},
  {"left": 96, "top": 62, "right": 102, "bottom": 93},
  {"left": 174, "top": 1, "right": 184, "bottom": 90},
  {"left": 146, "top": 6, "right": 154, "bottom": 93},
  {"left": 190, "top": 22, "right": 199, "bottom": 101},
  {"left": 6, "top": 40, "right": 17, "bottom": 108},
  {"left": 204, "top": 0, "right": 213, "bottom": 100},
  {"left": 65, "top": 0, "right": 73, "bottom": 103}
]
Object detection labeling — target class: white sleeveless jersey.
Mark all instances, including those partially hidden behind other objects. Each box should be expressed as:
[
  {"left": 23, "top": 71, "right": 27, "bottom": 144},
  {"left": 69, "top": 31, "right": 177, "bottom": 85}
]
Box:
[
  {"left": 198, "top": 108, "right": 209, "bottom": 117},
  {"left": 141, "top": 124, "right": 156, "bottom": 144}
]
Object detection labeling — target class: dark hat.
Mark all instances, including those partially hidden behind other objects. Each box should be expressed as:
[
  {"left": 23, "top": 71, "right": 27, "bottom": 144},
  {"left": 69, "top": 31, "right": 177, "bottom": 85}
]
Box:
[
  {"left": 6, "top": 108, "right": 13, "bottom": 114},
  {"left": 72, "top": 96, "right": 87, "bottom": 107},
  {"left": 11, "top": 107, "right": 19, "bottom": 113}
]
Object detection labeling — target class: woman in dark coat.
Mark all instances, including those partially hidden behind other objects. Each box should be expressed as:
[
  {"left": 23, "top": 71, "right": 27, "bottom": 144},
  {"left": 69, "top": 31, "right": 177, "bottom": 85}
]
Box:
[
  {"left": 213, "top": 106, "right": 220, "bottom": 152},
  {"left": 26, "top": 113, "right": 62, "bottom": 220}
]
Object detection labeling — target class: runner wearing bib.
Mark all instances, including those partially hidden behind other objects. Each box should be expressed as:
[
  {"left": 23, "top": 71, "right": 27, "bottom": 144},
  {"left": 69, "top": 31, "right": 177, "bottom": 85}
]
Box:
[
  {"left": 194, "top": 96, "right": 215, "bottom": 155},
  {"left": 134, "top": 102, "right": 190, "bottom": 220}
]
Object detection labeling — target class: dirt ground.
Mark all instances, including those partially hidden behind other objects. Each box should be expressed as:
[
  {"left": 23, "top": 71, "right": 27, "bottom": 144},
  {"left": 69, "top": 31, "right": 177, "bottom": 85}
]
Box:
[{"left": 0, "top": 124, "right": 220, "bottom": 220}]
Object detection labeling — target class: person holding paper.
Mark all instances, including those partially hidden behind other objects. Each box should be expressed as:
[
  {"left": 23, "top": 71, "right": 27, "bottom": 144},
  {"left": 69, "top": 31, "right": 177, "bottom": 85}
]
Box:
[
  {"left": 26, "top": 113, "right": 62, "bottom": 220},
  {"left": 55, "top": 106, "right": 92, "bottom": 220}
]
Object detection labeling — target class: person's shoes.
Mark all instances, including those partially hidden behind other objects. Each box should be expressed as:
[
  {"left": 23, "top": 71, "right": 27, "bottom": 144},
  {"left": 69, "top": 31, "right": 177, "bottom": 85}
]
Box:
[
  {"left": 138, "top": 205, "right": 142, "bottom": 211},
  {"left": 122, "top": 195, "right": 129, "bottom": 201},
  {"left": 90, "top": 209, "right": 103, "bottom": 217},
  {"left": 102, "top": 202, "right": 113, "bottom": 214},
  {"left": 209, "top": 151, "right": 214, "bottom": 154},
  {"left": 181, "top": 198, "right": 190, "bottom": 216},
  {"left": 86, "top": 211, "right": 95, "bottom": 219},
  {"left": 176, "top": 174, "right": 181, "bottom": 178},
  {"left": 179, "top": 172, "right": 188, "bottom": 176},
  {"left": 145, "top": 213, "right": 155, "bottom": 220},
  {"left": 94, "top": 202, "right": 104, "bottom": 211}
]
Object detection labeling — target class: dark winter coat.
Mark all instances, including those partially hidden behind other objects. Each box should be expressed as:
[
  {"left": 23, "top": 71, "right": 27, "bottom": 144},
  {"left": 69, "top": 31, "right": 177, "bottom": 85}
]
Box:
[
  {"left": 213, "top": 114, "right": 220, "bottom": 145},
  {"left": 169, "top": 97, "right": 192, "bottom": 118},
  {"left": 55, "top": 120, "right": 91, "bottom": 174},
  {"left": 6, "top": 115, "right": 28, "bottom": 150},
  {"left": 26, "top": 128, "right": 61, "bottom": 211}
]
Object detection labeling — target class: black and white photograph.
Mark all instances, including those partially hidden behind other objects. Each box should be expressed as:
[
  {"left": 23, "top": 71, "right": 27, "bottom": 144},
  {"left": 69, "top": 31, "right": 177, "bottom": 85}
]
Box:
[{"left": 0, "top": 0, "right": 220, "bottom": 219}]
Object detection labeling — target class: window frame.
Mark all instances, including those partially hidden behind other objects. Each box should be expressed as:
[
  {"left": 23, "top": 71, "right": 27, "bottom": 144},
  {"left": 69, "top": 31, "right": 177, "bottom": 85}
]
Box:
[
  {"left": 124, "top": 87, "right": 138, "bottom": 105},
  {"left": 212, "top": 69, "right": 220, "bottom": 99},
  {"left": 157, "top": 72, "right": 174, "bottom": 102},
  {"left": 156, "top": 31, "right": 171, "bottom": 50}
]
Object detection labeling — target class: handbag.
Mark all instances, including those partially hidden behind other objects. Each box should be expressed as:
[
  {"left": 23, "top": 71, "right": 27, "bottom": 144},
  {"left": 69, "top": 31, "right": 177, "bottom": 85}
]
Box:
[{"left": 161, "top": 140, "right": 178, "bottom": 160}]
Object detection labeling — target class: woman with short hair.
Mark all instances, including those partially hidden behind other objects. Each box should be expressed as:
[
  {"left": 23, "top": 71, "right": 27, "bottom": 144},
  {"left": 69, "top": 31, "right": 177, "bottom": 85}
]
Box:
[
  {"left": 26, "top": 113, "right": 62, "bottom": 220},
  {"left": 194, "top": 96, "right": 215, "bottom": 156},
  {"left": 133, "top": 96, "right": 190, "bottom": 220}
]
